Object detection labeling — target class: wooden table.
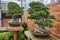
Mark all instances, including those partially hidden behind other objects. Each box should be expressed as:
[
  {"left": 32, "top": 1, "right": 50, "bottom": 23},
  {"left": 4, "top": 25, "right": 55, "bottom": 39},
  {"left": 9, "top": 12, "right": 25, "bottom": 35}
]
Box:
[
  {"left": 0, "top": 27, "right": 24, "bottom": 40},
  {"left": 24, "top": 31, "right": 59, "bottom": 40}
]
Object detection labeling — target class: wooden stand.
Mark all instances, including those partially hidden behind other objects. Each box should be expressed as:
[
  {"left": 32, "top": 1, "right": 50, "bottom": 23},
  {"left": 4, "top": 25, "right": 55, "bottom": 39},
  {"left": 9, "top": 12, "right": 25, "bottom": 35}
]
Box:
[
  {"left": 14, "top": 31, "right": 18, "bottom": 40},
  {"left": 8, "top": 27, "right": 24, "bottom": 40}
]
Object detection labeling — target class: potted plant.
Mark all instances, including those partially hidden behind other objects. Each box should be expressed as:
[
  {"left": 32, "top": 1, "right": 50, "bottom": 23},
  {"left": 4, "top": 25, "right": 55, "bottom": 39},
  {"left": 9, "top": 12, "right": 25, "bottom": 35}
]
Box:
[
  {"left": 20, "top": 22, "right": 28, "bottom": 31},
  {"left": 28, "top": 1, "right": 55, "bottom": 37},
  {"left": 6, "top": 2, "right": 24, "bottom": 27},
  {"left": 18, "top": 22, "right": 28, "bottom": 40}
]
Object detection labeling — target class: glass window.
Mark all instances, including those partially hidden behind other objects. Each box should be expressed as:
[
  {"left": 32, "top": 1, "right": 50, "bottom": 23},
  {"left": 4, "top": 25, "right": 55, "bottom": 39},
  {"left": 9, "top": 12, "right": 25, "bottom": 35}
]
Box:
[
  {"left": 0, "top": 0, "right": 1, "bottom": 9},
  {"left": 22, "top": 0, "right": 26, "bottom": 9},
  {"left": 58, "top": 0, "right": 60, "bottom": 2},
  {"left": 39, "top": 0, "right": 44, "bottom": 3},
  {"left": 51, "top": 0, "right": 55, "bottom": 3},
  {"left": 1, "top": 3, "right": 7, "bottom": 12},
  {"left": 18, "top": 0, "right": 21, "bottom": 1},
  {"left": 0, "top": 0, "right": 1, "bottom": 27}
]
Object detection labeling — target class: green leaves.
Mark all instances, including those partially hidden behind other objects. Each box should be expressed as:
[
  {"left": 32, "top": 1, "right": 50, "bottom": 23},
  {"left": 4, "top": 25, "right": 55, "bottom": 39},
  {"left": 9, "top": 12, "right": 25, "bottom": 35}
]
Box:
[
  {"left": 0, "top": 30, "right": 4, "bottom": 33},
  {"left": 28, "top": 10, "right": 50, "bottom": 19},
  {"left": 18, "top": 31, "right": 27, "bottom": 40},
  {"left": 29, "top": 1, "right": 44, "bottom": 8},
  {"left": 48, "top": 15, "right": 56, "bottom": 19},
  {"left": 0, "top": 32, "right": 13, "bottom": 40},
  {"left": 35, "top": 20, "right": 53, "bottom": 27},
  {"left": 29, "top": 1, "right": 48, "bottom": 11},
  {"left": 6, "top": 2, "right": 23, "bottom": 16},
  {"left": 28, "top": 8, "right": 33, "bottom": 14},
  {"left": 28, "top": 1, "right": 55, "bottom": 27}
]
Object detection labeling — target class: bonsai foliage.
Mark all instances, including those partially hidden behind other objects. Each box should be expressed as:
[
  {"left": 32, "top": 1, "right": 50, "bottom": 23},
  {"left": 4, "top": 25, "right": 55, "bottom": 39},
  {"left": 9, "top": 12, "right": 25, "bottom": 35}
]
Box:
[
  {"left": 28, "top": 1, "right": 55, "bottom": 28},
  {"left": 6, "top": 2, "right": 23, "bottom": 17}
]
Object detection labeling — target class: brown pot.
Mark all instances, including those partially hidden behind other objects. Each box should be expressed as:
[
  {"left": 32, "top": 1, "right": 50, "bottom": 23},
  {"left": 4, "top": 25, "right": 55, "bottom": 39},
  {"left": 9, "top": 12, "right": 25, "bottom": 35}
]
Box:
[
  {"left": 9, "top": 16, "right": 20, "bottom": 27},
  {"left": 31, "top": 27, "right": 51, "bottom": 37},
  {"left": 31, "top": 31, "right": 51, "bottom": 38},
  {"left": 9, "top": 22, "right": 20, "bottom": 27}
]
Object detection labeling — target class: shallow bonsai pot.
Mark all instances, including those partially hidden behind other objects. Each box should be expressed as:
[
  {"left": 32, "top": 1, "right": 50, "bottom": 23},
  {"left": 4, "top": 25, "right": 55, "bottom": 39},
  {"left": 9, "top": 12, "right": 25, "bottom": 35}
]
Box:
[
  {"left": 31, "top": 31, "right": 51, "bottom": 37},
  {"left": 9, "top": 22, "right": 20, "bottom": 27}
]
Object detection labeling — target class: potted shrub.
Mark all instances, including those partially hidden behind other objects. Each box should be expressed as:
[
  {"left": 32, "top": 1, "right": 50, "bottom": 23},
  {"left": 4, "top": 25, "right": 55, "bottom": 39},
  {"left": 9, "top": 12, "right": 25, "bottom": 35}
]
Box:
[
  {"left": 18, "top": 22, "right": 28, "bottom": 40},
  {"left": 20, "top": 22, "right": 28, "bottom": 31},
  {"left": 6, "top": 2, "right": 24, "bottom": 27},
  {"left": 28, "top": 1, "right": 55, "bottom": 37}
]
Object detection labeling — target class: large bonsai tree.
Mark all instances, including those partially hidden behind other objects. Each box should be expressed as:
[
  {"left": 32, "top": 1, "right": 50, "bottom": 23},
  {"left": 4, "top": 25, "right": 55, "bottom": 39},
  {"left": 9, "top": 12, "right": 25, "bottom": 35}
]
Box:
[
  {"left": 28, "top": 2, "right": 55, "bottom": 30},
  {"left": 6, "top": 2, "right": 23, "bottom": 19}
]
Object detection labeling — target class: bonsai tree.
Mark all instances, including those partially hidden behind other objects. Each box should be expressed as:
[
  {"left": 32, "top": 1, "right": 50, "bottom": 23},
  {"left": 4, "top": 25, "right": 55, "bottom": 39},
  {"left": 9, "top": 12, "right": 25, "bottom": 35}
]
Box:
[
  {"left": 6, "top": 2, "right": 24, "bottom": 27},
  {"left": 6, "top": 2, "right": 23, "bottom": 21},
  {"left": 28, "top": 2, "right": 55, "bottom": 32}
]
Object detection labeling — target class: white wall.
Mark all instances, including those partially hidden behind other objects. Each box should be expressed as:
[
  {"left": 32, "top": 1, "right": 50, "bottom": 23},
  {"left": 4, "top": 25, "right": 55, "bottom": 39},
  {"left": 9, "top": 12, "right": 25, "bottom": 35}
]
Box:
[
  {"left": 0, "top": 0, "right": 1, "bottom": 27},
  {"left": 0, "top": 9, "right": 1, "bottom": 27}
]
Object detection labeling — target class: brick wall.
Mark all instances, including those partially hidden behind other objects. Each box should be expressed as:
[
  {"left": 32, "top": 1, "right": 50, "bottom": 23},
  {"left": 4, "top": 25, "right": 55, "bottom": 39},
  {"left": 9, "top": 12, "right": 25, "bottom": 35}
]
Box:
[
  {"left": 48, "top": 2, "right": 60, "bottom": 38},
  {"left": 2, "top": 18, "right": 11, "bottom": 26}
]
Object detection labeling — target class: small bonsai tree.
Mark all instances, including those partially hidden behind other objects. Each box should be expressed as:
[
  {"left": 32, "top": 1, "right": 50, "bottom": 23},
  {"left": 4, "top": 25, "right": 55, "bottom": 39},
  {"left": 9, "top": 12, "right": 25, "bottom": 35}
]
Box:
[
  {"left": 6, "top": 2, "right": 23, "bottom": 20},
  {"left": 28, "top": 2, "right": 55, "bottom": 31},
  {"left": 6, "top": 2, "right": 24, "bottom": 27}
]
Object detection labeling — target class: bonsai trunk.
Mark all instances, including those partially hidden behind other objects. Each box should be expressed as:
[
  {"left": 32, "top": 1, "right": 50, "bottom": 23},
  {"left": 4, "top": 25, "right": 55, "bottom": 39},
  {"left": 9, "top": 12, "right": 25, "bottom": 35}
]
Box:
[
  {"left": 9, "top": 16, "right": 20, "bottom": 27},
  {"left": 37, "top": 27, "right": 46, "bottom": 32},
  {"left": 12, "top": 16, "right": 19, "bottom": 22}
]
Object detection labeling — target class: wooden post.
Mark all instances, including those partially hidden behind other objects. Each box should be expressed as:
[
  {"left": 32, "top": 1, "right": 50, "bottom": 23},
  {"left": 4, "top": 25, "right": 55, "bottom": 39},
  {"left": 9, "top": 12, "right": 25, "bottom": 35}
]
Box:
[{"left": 14, "top": 31, "right": 18, "bottom": 40}]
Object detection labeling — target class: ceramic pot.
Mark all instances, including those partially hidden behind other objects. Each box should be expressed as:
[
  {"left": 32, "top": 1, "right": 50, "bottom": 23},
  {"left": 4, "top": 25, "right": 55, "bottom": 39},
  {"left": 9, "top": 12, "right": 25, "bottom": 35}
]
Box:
[{"left": 9, "top": 16, "right": 20, "bottom": 27}]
